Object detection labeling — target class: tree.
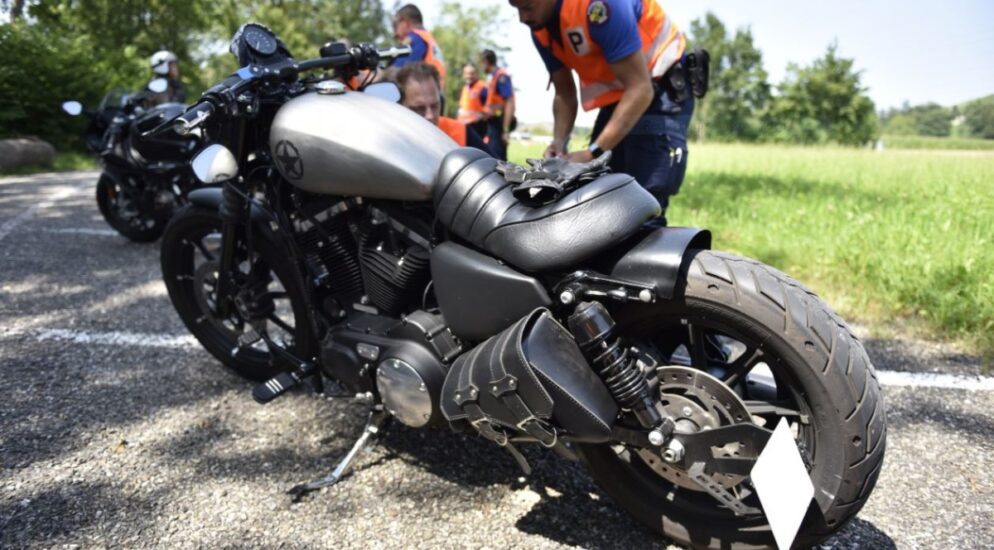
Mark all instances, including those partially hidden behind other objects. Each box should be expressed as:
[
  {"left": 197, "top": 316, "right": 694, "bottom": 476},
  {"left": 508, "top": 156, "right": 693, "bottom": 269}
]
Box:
[
  {"left": 1, "top": 0, "right": 392, "bottom": 150},
  {"left": 1, "top": 0, "right": 27, "bottom": 21},
  {"left": 432, "top": 1, "right": 507, "bottom": 117},
  {"left": 766, "top": 44, "right": 877, "bottom": 145},
  {"left": 0, "top": 23, "right": 110, "bottom": 148},
  {"left": 880, "top": 103, "right": 952, "bottom": 136},
  {"left": 910, "top": 103, "right": 953, "bottom": 137},
  {"left": 962, "top": 95, "right": 994, "bottom": 139},
  {"left": 688, "top": 12, "right": 770, "bottom": 142},
  {"left": 197, "top": 0, "right": 389, "bottom": 91}
]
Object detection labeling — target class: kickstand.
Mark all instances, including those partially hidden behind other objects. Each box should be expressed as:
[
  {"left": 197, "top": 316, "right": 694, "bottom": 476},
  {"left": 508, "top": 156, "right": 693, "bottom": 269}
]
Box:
[{"left": 288, "top": 409, "right": 389, "bottom": 502}]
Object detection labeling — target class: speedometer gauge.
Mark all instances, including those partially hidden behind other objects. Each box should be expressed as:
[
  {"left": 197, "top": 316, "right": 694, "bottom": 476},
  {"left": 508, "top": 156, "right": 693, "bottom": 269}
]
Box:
[{"left": 243, "top": 25, "right": 278, "bottom": 56}]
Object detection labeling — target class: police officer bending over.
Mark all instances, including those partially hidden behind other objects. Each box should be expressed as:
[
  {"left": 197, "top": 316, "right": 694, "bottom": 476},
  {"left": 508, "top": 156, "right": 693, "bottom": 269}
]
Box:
[{"left": 510, "top": 0, "right": 702, "bottom": 225}]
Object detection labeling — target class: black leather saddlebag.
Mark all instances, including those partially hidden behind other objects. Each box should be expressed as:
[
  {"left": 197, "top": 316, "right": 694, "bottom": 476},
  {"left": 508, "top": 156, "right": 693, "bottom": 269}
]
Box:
[{"left": 440, "top": 308, "right": 618, "bottom": 444}]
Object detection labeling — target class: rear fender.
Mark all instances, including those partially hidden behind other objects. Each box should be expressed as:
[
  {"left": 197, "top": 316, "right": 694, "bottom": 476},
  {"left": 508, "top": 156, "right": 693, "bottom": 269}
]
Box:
[{"left": 605, "top": 227, "right": 711, "bottom": 300}]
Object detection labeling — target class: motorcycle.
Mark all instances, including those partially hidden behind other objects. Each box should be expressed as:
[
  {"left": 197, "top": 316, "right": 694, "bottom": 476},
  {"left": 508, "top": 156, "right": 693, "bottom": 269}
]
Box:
[
  {"left": 61, "top": 78, "right": 202, "bottom": 242},
  {"left": 155, "top": 24, "right": 886, "bottom": 549}
]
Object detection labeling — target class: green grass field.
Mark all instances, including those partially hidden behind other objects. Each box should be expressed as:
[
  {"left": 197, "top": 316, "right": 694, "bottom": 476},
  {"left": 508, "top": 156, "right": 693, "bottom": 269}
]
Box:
[{"left": 509, "top": 141, "right": 994, "bottom": 360}]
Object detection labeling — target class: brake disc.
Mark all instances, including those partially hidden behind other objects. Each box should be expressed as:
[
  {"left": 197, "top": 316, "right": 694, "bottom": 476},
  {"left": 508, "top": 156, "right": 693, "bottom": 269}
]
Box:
[{"left": 636, "top": 366, "right": 755, "bottom": 491}]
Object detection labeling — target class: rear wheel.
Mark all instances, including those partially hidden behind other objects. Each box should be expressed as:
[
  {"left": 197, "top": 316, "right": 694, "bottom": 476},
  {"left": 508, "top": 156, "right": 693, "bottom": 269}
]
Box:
[
  {"left": 96, "top": 173, "right": 166, "bottom": 242},
  {"left": 160, "top": 204, "right": 317, "bottom": 381},
  {"left": 576, "top": 251, "right": 886, "bottom": 549}
]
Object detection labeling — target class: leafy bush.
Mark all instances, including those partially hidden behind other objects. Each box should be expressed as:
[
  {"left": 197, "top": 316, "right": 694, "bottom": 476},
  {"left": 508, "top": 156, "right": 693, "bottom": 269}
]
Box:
[
  {"left": 0, "top": 23, "right": 146, "bottom": 150},
  {"left": 962, "top": 95, "right": 994, "bottom": 139}
]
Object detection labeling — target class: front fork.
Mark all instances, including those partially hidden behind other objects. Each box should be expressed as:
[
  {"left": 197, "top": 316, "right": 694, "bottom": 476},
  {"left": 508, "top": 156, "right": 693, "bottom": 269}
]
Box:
[
  {"left": 214, "top": 181, "right": 249, "bottom": 319},
  {"left": 213, "top": 119, "right": 250, "bottom": 319}
]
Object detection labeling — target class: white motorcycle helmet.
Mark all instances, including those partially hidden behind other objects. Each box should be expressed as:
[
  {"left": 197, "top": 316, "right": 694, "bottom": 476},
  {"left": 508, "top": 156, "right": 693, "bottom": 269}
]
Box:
[{"left": 150, "top": 50, "right": 178, "bottom": 76}]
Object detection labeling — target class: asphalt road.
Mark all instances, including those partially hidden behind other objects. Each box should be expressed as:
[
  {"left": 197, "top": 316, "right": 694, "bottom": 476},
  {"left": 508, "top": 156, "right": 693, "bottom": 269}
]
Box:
[{"left": 1, "top": 172, "right": 992, "bottom": 549}]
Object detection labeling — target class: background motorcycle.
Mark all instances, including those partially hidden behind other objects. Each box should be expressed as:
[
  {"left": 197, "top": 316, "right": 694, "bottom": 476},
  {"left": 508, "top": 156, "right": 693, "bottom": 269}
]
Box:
[
  {"left": 61, "top": 78, "right": 202, "bottom": 242},
  {"left": 154, "top": 24, "right": 886, "bottom": 549}
]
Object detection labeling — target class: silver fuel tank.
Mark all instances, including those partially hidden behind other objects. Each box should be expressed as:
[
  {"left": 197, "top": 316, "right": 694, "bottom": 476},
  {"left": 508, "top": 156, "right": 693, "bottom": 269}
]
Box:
[{"left": 269, "top": 91, "right": 457, "bottom": 201}]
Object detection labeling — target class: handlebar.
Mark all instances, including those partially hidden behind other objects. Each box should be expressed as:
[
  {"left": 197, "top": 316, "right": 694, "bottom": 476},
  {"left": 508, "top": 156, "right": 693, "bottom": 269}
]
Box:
[
  {"left": 172, "top": 101, "right": 215, "bottom": 135},
  {"left": 297, "top": 44, "right": 411, "bottom": 73},
  {"left": 156, "top": 43, "right": 412, "bottom": 137}
]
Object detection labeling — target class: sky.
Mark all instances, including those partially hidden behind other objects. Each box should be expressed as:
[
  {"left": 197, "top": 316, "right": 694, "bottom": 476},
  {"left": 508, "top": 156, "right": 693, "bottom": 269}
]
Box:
[{"left": 414, "top": 0, "right": 994, "bottom": 125}]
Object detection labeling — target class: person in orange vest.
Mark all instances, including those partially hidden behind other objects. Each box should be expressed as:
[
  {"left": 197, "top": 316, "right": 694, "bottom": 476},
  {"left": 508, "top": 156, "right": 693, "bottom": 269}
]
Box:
[
  {"left": 510, "top": 0, "right": 698, "bottom": 226},
  {"left": 479, "top": 49, "right": 516, "bottom": 161},
  {"left": 457, "top": 64, "right": 489, "bottom": 141},
  {"left": 458, "top": 64, "right": 487, "bottom": 123},
  {"left": 391, "top": 4, "right": 447, "bottom": 88},
  {"left": 393, "top": 62, "right": 492, "bottom": 155}
]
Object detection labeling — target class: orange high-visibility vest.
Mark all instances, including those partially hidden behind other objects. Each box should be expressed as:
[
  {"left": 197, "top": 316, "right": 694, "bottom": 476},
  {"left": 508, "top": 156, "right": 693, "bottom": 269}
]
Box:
[
  {"left": 533, "top": 0, "right": 685, "bottom": 111},
  {"left": 438, "top": 117, "right": 467, "bottom": 146},
  {"left": 410, "top": 27, "right": 447, "bottom": 88},
  {"left": 485, "top": 67, "right": 511, "bottom": 117},
  {"left": 458, "top": 79, "right": 487, "bottom": 122}
]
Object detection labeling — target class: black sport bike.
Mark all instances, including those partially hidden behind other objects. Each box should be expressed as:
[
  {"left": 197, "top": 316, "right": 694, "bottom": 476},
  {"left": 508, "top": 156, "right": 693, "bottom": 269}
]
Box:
[
  {"left": 154, "top": 24, "right": 885, "bottom": 549},
  {"left": 62, "top": 79, "right": 203, "bottom": 242}
]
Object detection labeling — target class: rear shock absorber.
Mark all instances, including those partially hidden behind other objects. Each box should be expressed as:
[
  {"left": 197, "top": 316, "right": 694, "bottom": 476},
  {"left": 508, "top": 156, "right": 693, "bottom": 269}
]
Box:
[{"left": 568, "top": 301, "right": 674, "bottom": 438}]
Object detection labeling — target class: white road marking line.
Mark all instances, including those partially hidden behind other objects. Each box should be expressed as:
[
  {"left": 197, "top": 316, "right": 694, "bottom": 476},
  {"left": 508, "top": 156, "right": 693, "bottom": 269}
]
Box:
[
  {"left": 2, "top": 327, "right": 993, "bottom": 391},
  {"left": 43, "top": 228, "right": 120, "bottom": 237},
  {"left": 875, "top": 370, "right": 994, "bottom": 391},
  {"left": 1, "top": 327, "right": 200, "bottom": 350},
  {"left": 0, "top": 182, "right": 90, "bottom": 243}
]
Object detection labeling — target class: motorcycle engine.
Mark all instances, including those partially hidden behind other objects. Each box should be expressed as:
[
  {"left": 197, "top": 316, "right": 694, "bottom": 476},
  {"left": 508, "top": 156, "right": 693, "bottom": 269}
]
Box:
[
  {"left": 355, "top": 207, "right": 432, "bottom": 315},
  {"left": 292, "top": 198, "right": 432, "bottom": 318},
  {"left": 295, "top": 198, "right": 459, "bottom": 426},
  {"left": 321, "top": 309, "right": 462, "bottom": 428}
]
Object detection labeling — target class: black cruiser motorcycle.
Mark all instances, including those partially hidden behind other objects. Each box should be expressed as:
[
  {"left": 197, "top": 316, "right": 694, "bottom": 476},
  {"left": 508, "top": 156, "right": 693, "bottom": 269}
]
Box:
[
  {"left": 155, "top": 24, "right": 885, "bottom": 549},
  {"left": 62, "top": 79, "right": 202, "bottom": 242}
]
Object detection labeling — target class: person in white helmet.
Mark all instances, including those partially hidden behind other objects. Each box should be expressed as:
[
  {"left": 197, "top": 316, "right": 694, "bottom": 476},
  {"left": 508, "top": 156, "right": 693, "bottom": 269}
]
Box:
[{"left": 148, "top": 50, "right": 186, "bottom": 104}]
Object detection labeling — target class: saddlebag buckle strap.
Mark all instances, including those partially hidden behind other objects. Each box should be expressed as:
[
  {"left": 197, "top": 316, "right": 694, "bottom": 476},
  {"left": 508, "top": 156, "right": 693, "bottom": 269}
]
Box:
[
  {"left": 517, "top": 416, "right": 558, "bottom": 448},
  {"left": 453, "top": 384, "right": 480, "bottom": 406},
  {"left": 488, "top": 375, "right": 518, "bottom": 397},
  {"left": 469, "top": 416, "right": 509, "bottom": 447},
  {"left": 490, "top": 375, "right": 556, "bottom": 446}
]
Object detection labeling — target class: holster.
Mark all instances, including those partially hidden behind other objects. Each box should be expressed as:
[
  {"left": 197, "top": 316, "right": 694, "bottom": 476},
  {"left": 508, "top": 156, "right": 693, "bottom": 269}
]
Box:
[
  {"left": 659, "top": 47, "right": 711, "bottom": 103},
  {"left": 440, "top": 309, "right": 618, "bottom": 445}
]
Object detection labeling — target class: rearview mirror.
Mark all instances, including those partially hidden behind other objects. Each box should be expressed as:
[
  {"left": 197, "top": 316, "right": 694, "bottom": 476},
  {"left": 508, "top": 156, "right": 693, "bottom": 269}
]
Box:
[
  {"left": 62, "top": 101, "right": 83, "bottom": 116},
  {"left": 148, "top": 78, "right": 169, "bottom": 94},
  {"left": 363, "top": 82, "right": 401, "bottom": 103},
  {"left": 192, "top": 144, "right": 238, "bottom": 184}
]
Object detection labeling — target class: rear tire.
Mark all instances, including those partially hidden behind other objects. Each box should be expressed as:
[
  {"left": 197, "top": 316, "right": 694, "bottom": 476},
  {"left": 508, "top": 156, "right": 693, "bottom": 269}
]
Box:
[
  {"left": 96, "top": 173, "right": 165, "bottom": 242},
  {"left": 160, "top": 204, "right": 317, "bottom": 381},
  {"left": 576, "top": 250, "right": 886, "bottom": 549}
]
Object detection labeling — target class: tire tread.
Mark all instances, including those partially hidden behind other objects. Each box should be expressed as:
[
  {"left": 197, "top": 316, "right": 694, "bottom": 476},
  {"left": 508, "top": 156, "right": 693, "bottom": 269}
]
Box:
[{"left": 687, "top": 251, "right": 886, "bottom": 528}]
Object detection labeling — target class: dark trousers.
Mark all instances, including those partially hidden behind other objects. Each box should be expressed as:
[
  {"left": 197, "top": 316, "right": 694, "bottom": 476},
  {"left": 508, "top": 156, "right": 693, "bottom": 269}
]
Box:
[
  {"left": 485, "top": 117, "right": 508, "bottom": 161},
  {"left": 590, "top": 89, "right": 694, "bottom": 226}
]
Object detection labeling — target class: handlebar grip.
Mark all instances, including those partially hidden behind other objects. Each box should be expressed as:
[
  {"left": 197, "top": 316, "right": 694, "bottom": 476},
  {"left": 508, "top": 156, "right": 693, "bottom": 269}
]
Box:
[
  {"left": 297, "top": 54, "right": 353, "bottom": 72},
  {"left": 296, "top": 43, "right": 412, "bottom": 74},
  {"left": 173, "top": 101, "right": 215, "bottom": 135}
]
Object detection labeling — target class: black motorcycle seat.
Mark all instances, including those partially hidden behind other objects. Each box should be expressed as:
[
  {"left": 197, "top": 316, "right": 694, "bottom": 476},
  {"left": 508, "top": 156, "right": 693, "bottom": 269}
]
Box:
[{"left": 433, "top": 148, "right": 661, "bottom": 272}]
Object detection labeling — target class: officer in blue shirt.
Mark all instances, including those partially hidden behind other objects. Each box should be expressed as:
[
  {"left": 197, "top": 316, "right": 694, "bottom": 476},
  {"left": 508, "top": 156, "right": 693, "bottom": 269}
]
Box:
[
  {"left": 390, "top": 4, "right": 447, "bottom": 88},
  {"left": 514, "top": 0, "right": 695, "bottom": 226}
]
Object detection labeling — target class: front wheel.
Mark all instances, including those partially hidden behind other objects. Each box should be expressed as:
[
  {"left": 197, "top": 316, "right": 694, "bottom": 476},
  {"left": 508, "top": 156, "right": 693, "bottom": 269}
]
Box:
[
  {"left": 576, "top": 251, "right": 886, "bottom": 549},
  {"left": 160, "top": 204, "right": 317, "bottom": 381},
  {"left": 96, "top": 173, "right": 167, "bottom": 242}
]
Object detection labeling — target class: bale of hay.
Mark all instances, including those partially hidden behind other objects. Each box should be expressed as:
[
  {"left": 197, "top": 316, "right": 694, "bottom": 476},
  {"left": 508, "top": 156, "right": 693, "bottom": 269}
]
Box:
[{"left": 0, "top": 138, "right": 56, "bottom": 170}]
